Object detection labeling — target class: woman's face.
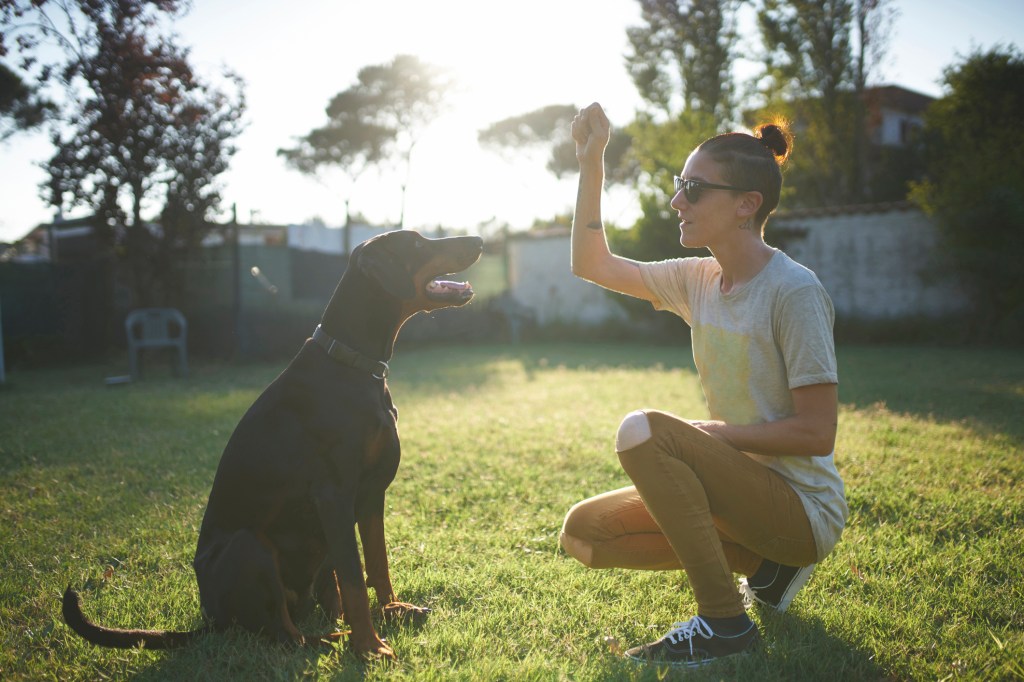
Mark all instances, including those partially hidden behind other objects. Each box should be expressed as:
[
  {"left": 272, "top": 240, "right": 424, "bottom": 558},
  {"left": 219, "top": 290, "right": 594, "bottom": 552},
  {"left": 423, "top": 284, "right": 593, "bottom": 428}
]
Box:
[{"left": 670, "top": 150, "right": 748, "bottom": 250}]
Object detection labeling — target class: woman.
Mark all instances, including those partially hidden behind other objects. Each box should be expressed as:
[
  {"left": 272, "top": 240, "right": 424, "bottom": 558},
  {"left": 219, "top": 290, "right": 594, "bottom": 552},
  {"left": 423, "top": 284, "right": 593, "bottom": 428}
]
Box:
[{"left": 560, "top": 103, "right": 847, "bottom": 667}]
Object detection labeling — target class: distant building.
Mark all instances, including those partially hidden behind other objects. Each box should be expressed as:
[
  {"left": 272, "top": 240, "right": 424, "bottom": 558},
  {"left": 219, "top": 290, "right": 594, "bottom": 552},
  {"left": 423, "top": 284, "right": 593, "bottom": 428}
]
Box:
[
  {"left": 6, "top": 215, "right": 101, "bottom": 263},
  {"left": 766, "top": 84, "right": 933, "bottom": 150},
  {"left": 863, "top": 85, "right": 933, "bottom": 148},
  {"left": 7, "top": 216, "right": 399, "bottom": 262},
  {"left": 747, "top": 84, "right": 935, "bottom": 203}
]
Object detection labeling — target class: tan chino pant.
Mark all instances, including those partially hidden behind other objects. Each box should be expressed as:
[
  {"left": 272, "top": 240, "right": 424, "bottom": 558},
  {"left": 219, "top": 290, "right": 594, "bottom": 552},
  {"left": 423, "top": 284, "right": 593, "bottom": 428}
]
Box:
[{"left": 560, "top": 409, "right": 817, "bottom": 617}]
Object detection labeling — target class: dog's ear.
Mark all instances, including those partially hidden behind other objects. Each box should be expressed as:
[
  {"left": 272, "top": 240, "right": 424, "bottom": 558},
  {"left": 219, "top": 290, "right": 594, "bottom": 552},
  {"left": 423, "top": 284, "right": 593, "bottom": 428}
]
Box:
[{"left": 357, "top": 246, "right": 417, "bottom": 300}]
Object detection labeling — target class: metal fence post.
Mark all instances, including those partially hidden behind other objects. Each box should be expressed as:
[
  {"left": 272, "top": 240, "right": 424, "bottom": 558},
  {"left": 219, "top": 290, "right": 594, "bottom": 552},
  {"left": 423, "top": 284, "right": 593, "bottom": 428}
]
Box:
[{"left": 0, "top": 296, "right": 6, "bottom": 384}]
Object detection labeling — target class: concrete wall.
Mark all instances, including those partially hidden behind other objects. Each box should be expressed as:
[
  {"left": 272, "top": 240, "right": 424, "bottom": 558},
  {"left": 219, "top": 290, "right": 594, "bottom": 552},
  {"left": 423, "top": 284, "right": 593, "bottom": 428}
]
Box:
[
  {"left": 768, "top": 204, "right": 970, "bottom": 319},
  {"left": 508, "top": 207, "right": 969, "bottom": 326},
  {"left": 506, "top": 229, "right": 626, "bottom": 326}
]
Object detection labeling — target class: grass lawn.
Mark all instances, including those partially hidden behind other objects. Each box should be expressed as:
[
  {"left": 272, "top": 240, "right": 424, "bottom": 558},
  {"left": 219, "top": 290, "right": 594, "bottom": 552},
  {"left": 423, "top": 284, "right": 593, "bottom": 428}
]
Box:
[{"left": 1, "top": 342, "right": 1022, "bottom": 681}]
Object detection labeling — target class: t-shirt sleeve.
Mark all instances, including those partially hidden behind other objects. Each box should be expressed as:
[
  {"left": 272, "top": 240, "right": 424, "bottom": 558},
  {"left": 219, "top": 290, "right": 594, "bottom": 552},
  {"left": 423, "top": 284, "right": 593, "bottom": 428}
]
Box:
[
  {"left": 639, "top": 258, "right": 701, "bottom": 323},
  {"left": 776, "top": 283, "right": 839, "bottom": 388}
]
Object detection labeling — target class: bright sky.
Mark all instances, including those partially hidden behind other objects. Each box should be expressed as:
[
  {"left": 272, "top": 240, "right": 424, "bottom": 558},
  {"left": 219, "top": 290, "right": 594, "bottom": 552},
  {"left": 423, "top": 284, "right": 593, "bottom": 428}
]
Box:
[{"left": 1, "top": 0, "right": 1022, "bottom": 243}]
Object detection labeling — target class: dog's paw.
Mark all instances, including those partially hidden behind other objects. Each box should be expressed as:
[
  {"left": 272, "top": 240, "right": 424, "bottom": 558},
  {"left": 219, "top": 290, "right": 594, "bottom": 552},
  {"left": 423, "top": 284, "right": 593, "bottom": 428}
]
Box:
[
  {"left": 381, "top": 601, "right": 430, "bottom": 626},
  {"left": 352, "top": 634, "right": 396, "bottom": 662}
]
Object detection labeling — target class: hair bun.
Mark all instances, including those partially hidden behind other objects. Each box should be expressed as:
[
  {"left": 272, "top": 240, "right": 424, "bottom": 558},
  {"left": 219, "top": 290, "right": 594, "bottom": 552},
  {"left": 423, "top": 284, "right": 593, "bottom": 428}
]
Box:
[{"left": 754, "top": 122, "right": 793, "bottom": 166}]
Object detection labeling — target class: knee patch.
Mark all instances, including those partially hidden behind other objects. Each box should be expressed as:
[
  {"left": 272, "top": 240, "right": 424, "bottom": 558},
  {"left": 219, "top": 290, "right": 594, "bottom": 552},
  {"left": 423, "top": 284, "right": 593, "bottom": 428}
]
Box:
[
  {"left": 616, "top": 410, "right": 653, "bottom": 452},
  {"left": 559, "top": 531, "right": 595, "bottom": 567},
  {"left": 560, "top": 503, "right": 597, "bottom": 567}
]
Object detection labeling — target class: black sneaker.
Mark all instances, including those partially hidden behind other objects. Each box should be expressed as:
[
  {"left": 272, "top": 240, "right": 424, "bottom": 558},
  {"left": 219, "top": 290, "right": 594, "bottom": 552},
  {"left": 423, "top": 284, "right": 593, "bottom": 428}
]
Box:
[
  {"left": 739, "top": 561, "right": 815, "bottom": 612},
  {"left": 624, "top": 615, "right": 761, "bottom": 667}
]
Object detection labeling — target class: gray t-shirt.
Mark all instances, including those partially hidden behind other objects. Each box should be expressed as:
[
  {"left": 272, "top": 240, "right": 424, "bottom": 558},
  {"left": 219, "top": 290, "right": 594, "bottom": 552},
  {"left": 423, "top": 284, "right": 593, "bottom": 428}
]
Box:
[{"left": 639, "top": 250, "right": 847, "bottom": 561}]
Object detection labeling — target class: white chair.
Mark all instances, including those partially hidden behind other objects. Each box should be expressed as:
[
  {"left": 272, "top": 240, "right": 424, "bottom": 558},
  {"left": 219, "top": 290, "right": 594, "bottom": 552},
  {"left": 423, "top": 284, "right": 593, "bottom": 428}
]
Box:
[{"left": 125, "top": 308, "right": 188, "bottom": 380}]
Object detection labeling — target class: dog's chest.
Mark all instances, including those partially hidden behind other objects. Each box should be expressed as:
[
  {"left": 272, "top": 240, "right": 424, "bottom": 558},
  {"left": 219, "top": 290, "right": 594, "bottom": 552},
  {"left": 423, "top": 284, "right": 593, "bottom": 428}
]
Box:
[
  {"left": 361, "top": 425, "right": 398, "bottom": 475},
  {"left": 359, "top": 396, "right": 400, "bottom": 472}
]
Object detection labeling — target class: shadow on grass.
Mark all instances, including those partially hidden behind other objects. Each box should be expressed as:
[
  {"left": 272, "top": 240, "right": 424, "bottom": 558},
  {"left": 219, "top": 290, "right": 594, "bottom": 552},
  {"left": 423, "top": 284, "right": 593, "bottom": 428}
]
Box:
[
  {"left": 751, "top": 610, "right": 885, "bottom": 681},
  {"left": 123, "top": 611, "right": 428, "bottom": 682},
  {"left": 536, "top": 609, "right": 883, "bottom": 682},
  {"left": 837, "top": 345, "right": 1024, "bottom": 444}
]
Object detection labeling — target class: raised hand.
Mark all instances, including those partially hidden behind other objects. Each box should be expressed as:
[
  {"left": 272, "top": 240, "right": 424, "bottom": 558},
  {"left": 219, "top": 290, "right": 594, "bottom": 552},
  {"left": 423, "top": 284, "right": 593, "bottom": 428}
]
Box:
[{"left": 571, "top": 102, "right": 611, "bottom": 166}]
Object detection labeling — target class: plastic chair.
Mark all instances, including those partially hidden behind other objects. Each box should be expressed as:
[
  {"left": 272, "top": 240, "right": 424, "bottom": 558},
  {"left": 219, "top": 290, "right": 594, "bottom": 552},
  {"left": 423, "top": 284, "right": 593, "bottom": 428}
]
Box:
[{"left": 125, "top": 308, "right": 188, "bottom": 380}]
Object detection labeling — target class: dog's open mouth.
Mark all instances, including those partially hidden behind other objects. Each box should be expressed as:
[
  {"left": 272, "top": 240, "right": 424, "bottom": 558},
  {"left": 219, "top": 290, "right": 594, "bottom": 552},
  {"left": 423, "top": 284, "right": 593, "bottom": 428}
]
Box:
[{"left": 426, "top": 277, "right": 474, "bottom": 302}]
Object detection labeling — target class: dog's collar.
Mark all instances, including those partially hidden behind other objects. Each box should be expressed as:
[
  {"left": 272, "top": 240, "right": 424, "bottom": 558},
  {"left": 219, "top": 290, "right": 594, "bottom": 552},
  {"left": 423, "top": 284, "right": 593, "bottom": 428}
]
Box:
[{"left": 312, "top": 325, "right": 389, "bottom": 380}]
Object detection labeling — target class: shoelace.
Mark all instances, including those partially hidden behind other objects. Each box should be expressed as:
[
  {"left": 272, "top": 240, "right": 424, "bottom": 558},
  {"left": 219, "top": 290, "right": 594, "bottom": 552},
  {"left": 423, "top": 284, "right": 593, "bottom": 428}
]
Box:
[{"left": 664, "top": 616, "right": 715, "bottom": 654}]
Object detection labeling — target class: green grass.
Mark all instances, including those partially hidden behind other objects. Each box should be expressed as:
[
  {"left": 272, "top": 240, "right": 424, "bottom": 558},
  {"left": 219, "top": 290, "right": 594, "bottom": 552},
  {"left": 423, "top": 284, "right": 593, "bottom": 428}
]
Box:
[{"left": 1, "top": 343, "right": 1022, "bottom": 681}]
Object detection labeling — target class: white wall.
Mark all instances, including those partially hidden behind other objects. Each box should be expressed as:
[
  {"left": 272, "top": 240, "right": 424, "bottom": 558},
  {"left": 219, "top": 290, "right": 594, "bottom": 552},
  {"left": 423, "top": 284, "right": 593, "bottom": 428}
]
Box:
[
  {"left": 506, "top": 230, "right": 627, "bottom": 326},
  {"left": 287, "top": 223, "right": 392, "bottom": 253},
  {"left": 771, "top": 205, "right": 970, "bottom": 319}
]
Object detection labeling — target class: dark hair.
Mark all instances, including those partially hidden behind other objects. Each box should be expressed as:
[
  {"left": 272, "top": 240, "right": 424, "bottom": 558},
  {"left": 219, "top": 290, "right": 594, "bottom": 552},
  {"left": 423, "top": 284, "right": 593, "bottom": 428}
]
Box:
[{"left": 696, "top": 120, "right": 793, "bottom": 229}]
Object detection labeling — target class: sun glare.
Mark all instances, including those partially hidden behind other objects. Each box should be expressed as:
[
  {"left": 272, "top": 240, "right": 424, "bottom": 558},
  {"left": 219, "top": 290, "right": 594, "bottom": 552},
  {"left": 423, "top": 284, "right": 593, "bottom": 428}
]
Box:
[{"left": 247, "top": 0, "right": 644, "bottom": 232}]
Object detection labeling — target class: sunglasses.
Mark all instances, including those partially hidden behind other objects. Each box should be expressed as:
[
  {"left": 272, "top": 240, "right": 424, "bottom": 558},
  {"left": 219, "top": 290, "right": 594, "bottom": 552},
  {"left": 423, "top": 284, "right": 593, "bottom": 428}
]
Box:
[{"left": 673, "top": 176, "right": 755, "bottom": 203}]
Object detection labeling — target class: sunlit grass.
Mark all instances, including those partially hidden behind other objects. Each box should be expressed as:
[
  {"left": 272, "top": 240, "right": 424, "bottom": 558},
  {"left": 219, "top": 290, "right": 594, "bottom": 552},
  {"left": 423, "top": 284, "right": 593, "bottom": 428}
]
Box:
[{"left": 1, "top": 343, "right": 1022, "bottom": 680}]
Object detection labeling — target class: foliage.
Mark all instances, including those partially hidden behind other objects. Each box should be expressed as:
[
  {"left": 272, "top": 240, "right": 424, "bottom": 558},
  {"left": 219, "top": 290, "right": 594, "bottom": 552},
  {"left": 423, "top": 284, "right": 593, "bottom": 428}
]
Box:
[
  {"left": 1, "top": 344, "right": 1023, "bottom": 680},
  {"left": 478, "top": 0, "right": 743, "bottom": 232},
  {"left": 910, "top": 47, "right": 1024, "bottom": 340},
  {"left": 2, "top": 0, "right": 245, "bottom": 308},
  {"left": 611, "top": 110, "right": 715, "bottom": 269},
  {"left": 278, "top": 55, "right": 453, "bottom": 228},
  {"left": 48, "top": 8, "right": 244, "bottom": 306},
  {"left": 0, "top": 59, "right": 53, "bottom": 139},
  {"left": 755, "top": 0, "right": 897, "bottom": 207},
  {"left": 478, "top": 104, "right": 634, "bottom": 185},
  {"left": 759, "top": 0, "right": 855, "bottom": 104},
  {"left": 0, "top": 0, "right": 186, "bottom": 60},
  {"left": 625, "top": 0, "right": 741, "bottom": 126}
]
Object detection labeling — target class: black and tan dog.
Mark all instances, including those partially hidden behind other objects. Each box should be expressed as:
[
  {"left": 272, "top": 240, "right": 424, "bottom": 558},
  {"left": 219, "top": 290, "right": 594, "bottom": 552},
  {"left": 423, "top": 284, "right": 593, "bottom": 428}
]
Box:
[{"left": 63, "top": 229, "right": 483, "bottom": 660}]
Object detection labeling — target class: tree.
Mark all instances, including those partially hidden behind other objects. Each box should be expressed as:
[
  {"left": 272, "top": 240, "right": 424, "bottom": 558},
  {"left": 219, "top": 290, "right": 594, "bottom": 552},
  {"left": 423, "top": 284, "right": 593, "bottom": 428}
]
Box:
[
  {"left": 39, "top": 2, "right": 244, "bottom": 306},
  {"left": 754, "top": 0, "right": 896, "bottom": 207},
  {"left": 0, "top": 1, "right": 185, "bottom": 78},
  {"left": 910, "top": 47, "right": 1024, "bottom": 340},
  {"left": 2, "top": 0, "right": 245, "bottom": 307},
  {"left": 277, "top": 113, "right": 390, "bottom": 237},
  {"left": 0, "top": 60, "right": 53, "bottom": 139},
  {"left": 757, "top": 0, "right": 856, "bottom": 206},
  {"left": 154, "top": 70, "right": 246, "bottom": 304},
  {"left": 612, "top": 0, "right": 741, "bottom": 278},
  {"left": 611, "top": 110, "right": 715, "bottom": 264},
  {"left": 279, "top": 55, "right": 452, "bottom": 229},
  {"left": 478, "top": 104, "right": 634, "bottom": 185},
  {"left": 852, "top": 0, "right": 898, "bottom": 194},
  {"left": 625, "top": 0, "right": 740, "bottom": 126}
]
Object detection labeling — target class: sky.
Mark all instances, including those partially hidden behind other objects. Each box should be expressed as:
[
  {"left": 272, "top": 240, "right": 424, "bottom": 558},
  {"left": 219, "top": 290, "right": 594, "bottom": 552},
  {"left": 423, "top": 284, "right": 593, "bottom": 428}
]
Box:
[{"left": 1, "top": 0, "right": 1023, "bottom": 244}]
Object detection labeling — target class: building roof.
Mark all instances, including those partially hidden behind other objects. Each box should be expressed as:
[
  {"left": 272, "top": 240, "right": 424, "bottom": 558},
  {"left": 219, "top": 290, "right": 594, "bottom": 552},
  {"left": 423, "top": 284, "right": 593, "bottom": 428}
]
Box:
[
  {"left": 772, "top": 200, "right": 918, "bottom": 220},
  {"left": 863, "top": 85, "right": 935, "bottom": 115}
]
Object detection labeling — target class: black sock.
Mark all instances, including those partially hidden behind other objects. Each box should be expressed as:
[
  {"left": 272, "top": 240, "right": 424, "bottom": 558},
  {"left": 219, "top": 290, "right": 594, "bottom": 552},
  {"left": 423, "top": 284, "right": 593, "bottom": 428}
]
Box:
[{"left": 700, "top": 612, "right": 753, "bottom": 637}]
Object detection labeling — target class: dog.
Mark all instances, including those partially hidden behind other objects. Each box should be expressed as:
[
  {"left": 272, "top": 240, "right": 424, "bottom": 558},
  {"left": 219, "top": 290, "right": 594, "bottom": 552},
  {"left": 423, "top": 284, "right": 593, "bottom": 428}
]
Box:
[{"left": 63, "top": 229, "right": 484, "bottom": 660}]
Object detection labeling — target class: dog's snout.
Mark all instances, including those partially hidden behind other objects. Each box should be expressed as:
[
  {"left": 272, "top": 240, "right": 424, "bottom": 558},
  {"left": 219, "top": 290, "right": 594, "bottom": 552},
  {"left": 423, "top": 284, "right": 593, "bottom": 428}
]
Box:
[
  {"left": 463, "top": 237, "right": 483, "bottom": 261},
  {"left": 436, "top": 235, "right": 482, "bottom": 252}
]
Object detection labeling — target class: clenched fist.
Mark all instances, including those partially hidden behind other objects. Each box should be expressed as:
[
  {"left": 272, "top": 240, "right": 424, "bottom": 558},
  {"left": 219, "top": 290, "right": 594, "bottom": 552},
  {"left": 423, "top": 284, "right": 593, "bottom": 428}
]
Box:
[{"left": 571, "top": 102, "right": 611, "bottom": 166}]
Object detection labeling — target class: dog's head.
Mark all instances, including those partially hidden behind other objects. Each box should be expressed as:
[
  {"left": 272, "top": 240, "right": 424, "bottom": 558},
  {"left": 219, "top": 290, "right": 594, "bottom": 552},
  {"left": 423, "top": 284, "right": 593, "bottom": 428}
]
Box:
[{"left": 354, "top": 230, "right": 483, "bottom": 313}]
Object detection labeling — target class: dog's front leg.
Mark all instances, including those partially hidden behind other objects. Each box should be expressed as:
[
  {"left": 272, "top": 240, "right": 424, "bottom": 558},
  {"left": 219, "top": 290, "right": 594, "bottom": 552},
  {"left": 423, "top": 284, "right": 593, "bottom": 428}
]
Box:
[
  {"left": 358, "top": 493, "right": 430, "bottom": 626},
  {"left": 313, "top": 482, "right": 394, "bottom": 661}
]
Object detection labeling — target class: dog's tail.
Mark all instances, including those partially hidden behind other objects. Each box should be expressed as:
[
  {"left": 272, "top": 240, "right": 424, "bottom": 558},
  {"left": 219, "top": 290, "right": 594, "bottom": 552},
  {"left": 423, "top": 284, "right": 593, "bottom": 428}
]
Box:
[{"left": 62, "top": 586, "right": 207, "bottom": 650}]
